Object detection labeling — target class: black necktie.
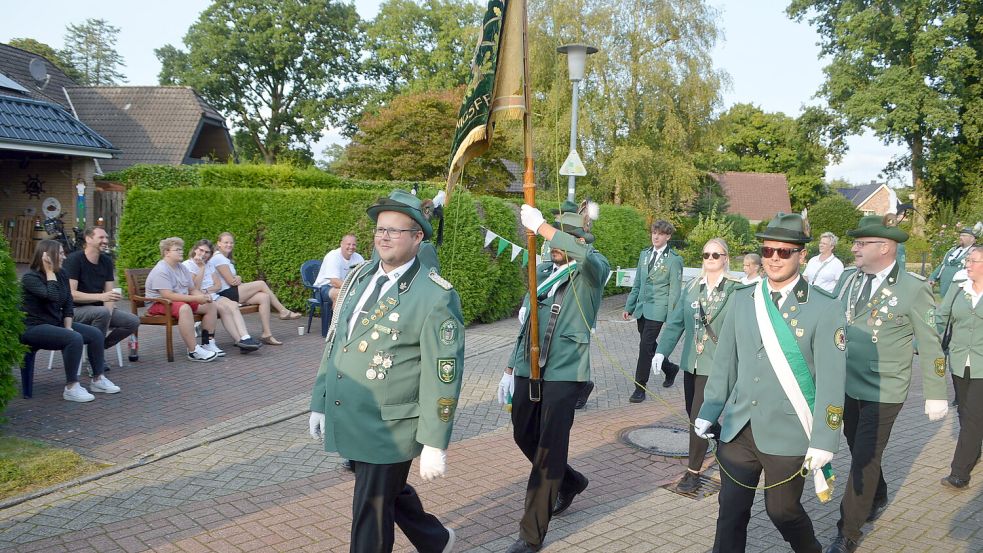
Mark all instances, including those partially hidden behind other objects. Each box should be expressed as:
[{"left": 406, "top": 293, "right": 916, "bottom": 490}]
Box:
[
  {"left": 648, "top": 249, "right": 659, "bottom": 271},
  {"left": 349, "top": 275, "right": 387, "bottom": 327},
  {"left": 770, "top": 291, "right": 782, "bottom": 308},
  {"left": 855, "top": 274, "right": 873, "bottom": 309}
]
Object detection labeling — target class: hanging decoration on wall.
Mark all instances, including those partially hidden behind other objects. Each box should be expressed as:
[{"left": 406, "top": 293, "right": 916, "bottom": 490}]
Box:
[
  {"left": 480, "top": 226, "right": 535, "bottom": 267},
  {"left": 41, "top": 197, "right": 62, "bottom": 219},
  {"left": 23, "top": 174, "right": 44, "bottom": 198},
  {"left": 76, "top": 180, "right": 86, "bottom": 228}
]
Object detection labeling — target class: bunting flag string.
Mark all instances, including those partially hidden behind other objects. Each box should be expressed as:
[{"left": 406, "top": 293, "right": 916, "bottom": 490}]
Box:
[
  {"left": 510, "top": 243, "right": 522, "bottom": 261},
  {"left": 480, "top": 226, "right": 532, "bottom": 267}
]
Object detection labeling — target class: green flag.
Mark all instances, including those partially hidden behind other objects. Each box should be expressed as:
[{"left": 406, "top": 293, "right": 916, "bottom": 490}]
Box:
[{"left": 446, "top": 0, "right": 524, "bottom": 195}]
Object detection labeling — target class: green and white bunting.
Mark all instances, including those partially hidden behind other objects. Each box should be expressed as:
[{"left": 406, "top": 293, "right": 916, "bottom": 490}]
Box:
[{"left": 480, "top": 226, "right": 536, "bottom": 267}]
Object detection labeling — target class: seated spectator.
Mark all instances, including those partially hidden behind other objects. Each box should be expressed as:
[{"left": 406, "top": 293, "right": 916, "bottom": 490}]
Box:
[
  {"left": 20, "top": 239, "right": 120, "bottom": 402},
  {"left": 62, "top": 226, "right": 140, "bottom": 367},
  {"left": 145, "top": 237, "right": 220, "bottom": 362},
  {"left": 313, "top": 233, "right": 365, "bottom": 303},
  {"left": 740, "top": 253, "right": 763, "bottom": 284},
  {"left": 803, "top": 231, "right": 844, "bottom": 292},
  {"left": 211, "top": 232, "right": 301, "bottom": 345},
  {"left": 183, "top": 239, "right": 261, "bottom": 353}
]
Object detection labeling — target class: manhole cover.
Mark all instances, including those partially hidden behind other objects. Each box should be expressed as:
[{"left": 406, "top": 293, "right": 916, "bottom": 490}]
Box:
[
  {"left": 620, "top": 424, "right": 690, "bottom": 457},
  {"left": 662, "top": 473, "right": 722, "bottom": 499}
]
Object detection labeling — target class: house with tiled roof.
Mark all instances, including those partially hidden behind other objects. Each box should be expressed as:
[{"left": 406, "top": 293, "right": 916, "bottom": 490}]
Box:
[
  {"left": 708, "top": 171, "right": 793, "bottom": 223},
  {"left": 837, "top": 181, "right": 898, "bottom": 215},
  {"left": 66, "top": 86, "right": 234, "bottom": 173}
]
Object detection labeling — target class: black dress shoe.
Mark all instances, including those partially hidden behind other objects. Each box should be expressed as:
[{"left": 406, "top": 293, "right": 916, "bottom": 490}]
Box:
[
  {"left": 824, "top": 534, "right": 858, "bottom": 553},
  {"left": 341, "top": 459, "right": 354, "bottom": 472},
  {"left": 942, "top": 474, "right": 969, "bottom": 489},
  {"left": 552, "top": 477, "right": 589, "bottom": 516},
  {"left": 505, "top": 538, "right": 541, "bottom": 553},
  {"left": 574, "top": 381, "right": 594, "bottom": 409},
  {"left": 629, "top": 389, "right": 646, "bottom": 403},
  {"left": 866, "top": 496, "right": 888, "bottom": 522},
  {"left": 676, "top": 471, "right": 701, "bottom": 493},
  {"left": 662, "top": 361, "right": 680, "bottom": 387}
]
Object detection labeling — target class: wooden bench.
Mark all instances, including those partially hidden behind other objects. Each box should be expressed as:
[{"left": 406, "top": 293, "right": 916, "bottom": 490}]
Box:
[{"left": 125, "top": 268, "right": 259, "bottom": 362}]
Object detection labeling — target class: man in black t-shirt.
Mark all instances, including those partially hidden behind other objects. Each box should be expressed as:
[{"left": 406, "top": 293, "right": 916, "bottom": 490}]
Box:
[{"left": 63, "top": 227, "right": 139, "bottom": 358}]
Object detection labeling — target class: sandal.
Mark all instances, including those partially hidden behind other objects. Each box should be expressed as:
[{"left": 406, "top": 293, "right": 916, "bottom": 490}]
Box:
[
  {"left": 279, "top": 311, "right": 302, "bottom": 320},
  {"left": 260, "top": 335, "right": 283, "bottom": 346}
]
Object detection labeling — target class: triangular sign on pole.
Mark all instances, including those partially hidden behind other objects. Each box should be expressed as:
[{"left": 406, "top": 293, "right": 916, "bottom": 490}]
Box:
[{"left": 559, "top": 149, "right": 587, "bottom": 177}]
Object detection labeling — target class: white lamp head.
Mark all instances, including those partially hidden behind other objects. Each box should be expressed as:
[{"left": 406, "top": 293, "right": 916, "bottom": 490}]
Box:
[{"left": 557, "top": 43, "right": 598, "bottom": 82}]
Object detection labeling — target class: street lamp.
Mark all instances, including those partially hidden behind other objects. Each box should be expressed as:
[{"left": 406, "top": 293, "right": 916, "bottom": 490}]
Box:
[{"left": 557, "top": 43, "right": 597, "bottom": 203}]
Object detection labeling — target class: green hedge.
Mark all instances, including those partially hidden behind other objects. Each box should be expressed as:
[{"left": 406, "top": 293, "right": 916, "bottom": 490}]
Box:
[{"left": 0, "top": 236, "right": 26, "bottom": 416}]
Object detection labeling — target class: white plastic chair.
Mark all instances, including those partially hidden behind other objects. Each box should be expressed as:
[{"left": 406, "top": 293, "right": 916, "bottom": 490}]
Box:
[{"left": 47, "top": 343, "right": 124, "bottom": 374}]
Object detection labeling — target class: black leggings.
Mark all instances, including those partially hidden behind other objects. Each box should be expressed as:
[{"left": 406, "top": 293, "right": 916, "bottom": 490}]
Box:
[{"left": 21, "top": 323, "right": 106, "bottom": 383}]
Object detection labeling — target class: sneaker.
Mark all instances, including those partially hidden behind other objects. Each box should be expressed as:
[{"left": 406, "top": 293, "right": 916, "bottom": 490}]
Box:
[
  {"left": 90, "top": 376, "right": 121, "bottom": 394},
  {"left": 235, "top": 337, "right": 261, "bottom": 351},
  {"left": 203, "top": 340, "right": 226, "bottom": 357},
  {"left": 188, "top": 346, "right": 218, "bottom": 362},
  {"left": 442, "top": 526, "right": 456, "bottom": 553},
  {"left": 63, "top": 383, "right": 95, "bottom": 402}
]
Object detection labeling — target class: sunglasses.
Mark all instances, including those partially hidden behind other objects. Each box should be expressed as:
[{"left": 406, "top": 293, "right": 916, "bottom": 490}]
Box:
[
  {"left": 702, "top": 252, "right": 724, "bottom": 260},
  {"left": 760, "top": 246, "right": 804, "bottom": 259}
]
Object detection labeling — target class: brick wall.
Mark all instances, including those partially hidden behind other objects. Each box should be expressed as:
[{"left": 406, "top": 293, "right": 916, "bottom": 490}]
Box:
[{"left": 858, "top": 186, "right": 890, "bottom": 215}]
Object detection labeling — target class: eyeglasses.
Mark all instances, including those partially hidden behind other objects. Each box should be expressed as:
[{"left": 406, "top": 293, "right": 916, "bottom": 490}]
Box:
[
  {"left": 702, "top": 252, "right": 724, "bottom": 260},
  {"left": 760, "top": 246, "right": 803, "bottom": 259},
  {"left": 852, "top": 240, "right": 886, "bottom": 248},
  {"left": 168, "top": 248, "right": 184, "bottom": 252},
  {"left": 374, "top": 227, "right": 420, "bottom": 238},
  {"left": 966, "top": 258, "right": 983, "bottom": 265}
]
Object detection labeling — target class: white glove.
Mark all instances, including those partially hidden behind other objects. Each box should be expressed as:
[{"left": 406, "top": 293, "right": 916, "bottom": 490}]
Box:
[
  {"left": 498, "top": 372, "right": 515, "bottom": 405},
  {"left": 925, "top": 399, "right": 949, "bottom": 421},
  {"left": 520, "top": 204, "right": 546, "bottom": 234},
  {"left": 694, "top": 418, "right": 714, "bottom": 439},
  {"left": 419, "top": 445, "right": 447, "bottom": 481},
  {"left": 518, "top": 306, "right": 527, "bottom": 324},
  {"left": 802, "top": 448, "right": 835, "bottom": 472},
  {"left": 308, "top": 411, "right": 325, "bottom": 440},
  {"left": 651, "top": 353, "right": 665, "bottom": 376}
]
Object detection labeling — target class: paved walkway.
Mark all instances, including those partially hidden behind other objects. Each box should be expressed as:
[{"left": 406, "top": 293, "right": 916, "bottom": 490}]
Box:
[{"left": 1, "top": 296, "right": 981, "bottom": 552}]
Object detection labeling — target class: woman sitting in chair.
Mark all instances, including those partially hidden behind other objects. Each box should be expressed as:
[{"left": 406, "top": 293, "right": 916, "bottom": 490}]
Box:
[
  {"left": 183, "top": 239, "right": 261, "bottom": 353},
  {"left": 211, "top": 232, "right": 301, "bottom": 345},
  {"left": 20, "top": 239, "right": 120, "bottom": 402}
]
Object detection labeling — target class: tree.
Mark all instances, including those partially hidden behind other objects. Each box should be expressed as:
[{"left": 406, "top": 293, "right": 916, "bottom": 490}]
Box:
[
  {"left": 7, "top": 38, "right": 83, "bottom": 82},
  {"left": 787, "top": 1, "right": 969, "bottom": 236},
  {"left": 336, "top": 87, "right": 510, "bottom": 190},
  {"left": 709, "top": 103, "right": 844, "bottom": 210},
  {"left": 157, "top": 0, "right": 363, "bottom": 164},
  {"left": 62, "top": 18, "right": 126, "bottom": 85},
  {"left": 232, "top": 131, "right": 315, "bottom": 167}
]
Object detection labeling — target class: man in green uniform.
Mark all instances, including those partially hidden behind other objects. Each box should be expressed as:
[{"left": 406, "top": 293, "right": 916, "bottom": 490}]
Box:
[
  {"left": 696, "top": 213, "right": 846, "bottom": 553},
  {"left": 309, "top": 190, "right": 464, "bottom": 553},
  {"left": 826, "top": 216, "right": 949, "bottom": 553},
  {"left": 931, "top": 227, "right": 977, "bottom": 297},
  {"left": 623, "top": 219, "right": 684, "bottom": 401},
  {"left": 497, "top": 202, "right": 610, "bottom": 553}
]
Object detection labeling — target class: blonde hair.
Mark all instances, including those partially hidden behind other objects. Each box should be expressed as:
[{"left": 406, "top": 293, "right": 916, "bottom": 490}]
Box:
[
  {"left": 159, "top": 237, "right": 184, "bottom": 257},
  {"left": 695, "top": 237, "right": 732, "bottom": 285}
]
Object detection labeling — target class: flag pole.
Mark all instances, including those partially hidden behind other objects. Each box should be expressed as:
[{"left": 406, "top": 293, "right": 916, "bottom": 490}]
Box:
[{"left": 520, "top": 0, "right": 541, "bottom": 402}]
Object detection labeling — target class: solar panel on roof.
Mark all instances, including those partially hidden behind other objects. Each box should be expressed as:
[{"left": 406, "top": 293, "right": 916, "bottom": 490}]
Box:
[{"left": 0, "top": 73, "right": 29, "bottom": 94}]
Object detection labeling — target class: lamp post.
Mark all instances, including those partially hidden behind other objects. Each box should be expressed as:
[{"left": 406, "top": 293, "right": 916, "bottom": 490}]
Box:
[{"left": 557, "top": 43, "right": 597, "bottom": 203}]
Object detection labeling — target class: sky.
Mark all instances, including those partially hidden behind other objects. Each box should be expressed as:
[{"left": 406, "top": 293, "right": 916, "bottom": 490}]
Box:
[{"left": 0, "top": 0, "right": 908, "bottom": 186}]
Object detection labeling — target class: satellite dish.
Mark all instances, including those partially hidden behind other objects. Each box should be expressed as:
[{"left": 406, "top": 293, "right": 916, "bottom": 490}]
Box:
[{"left": 28, "top": 58, "right": 50, "bottom": 90}]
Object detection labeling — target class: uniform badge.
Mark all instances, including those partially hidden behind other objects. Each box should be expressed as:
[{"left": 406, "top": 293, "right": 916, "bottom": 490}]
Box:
[
  {"left": 437, "top": 358, "right": 456, "bottom": 383},
  {"left": 437, "top": 398, "right": 456, "bottom": 422},
  {"left": 888, "top": 296, "right": 898, "bottom": 307},
  {"left": 358, "top": 340, "right": 368, "bottom": 352},
  {"left": 691, "top": 300, "right": 699, "bottom": 309},
  {"left": 795, "top": 328, "right": 804, "bottom": 338},
  {"left": 796, "top": 289, "right": 805, "bottom": 299},
  {"left": 926, "top": 308, "right": 936, "bottom": 325},
  {"left": 834, "top": 328, "right": 846, "bottom": 351},
  {"left": 389, "top": 312, "right": 399, "bottom": 322},
  {"left": 826, "top": 405, "right": 844, "bottom": 430},
  {"left": 429, "top": 271, "right": 453, "bottom": 290},
  {"left": 371, "top": 331, "right": 380, "bottom": 340},
  {"left": 935, "top": 358, "right": 946, "bottom": 377},
  {"left": 439, "top": 319, "right": 459, "bottom": 345},
  {"left": 790, "top": 319, "right": 798, "bottom": 327}
]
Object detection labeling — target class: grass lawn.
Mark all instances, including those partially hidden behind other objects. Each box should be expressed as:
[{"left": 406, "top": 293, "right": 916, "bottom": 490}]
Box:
[{"left": 0, "top": 435, "right": 110, "bottom": 501}]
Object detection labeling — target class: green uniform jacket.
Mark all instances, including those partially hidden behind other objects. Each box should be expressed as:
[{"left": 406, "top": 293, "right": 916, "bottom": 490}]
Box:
[
  {"left": 508, "top": 230, "right": 610, "bottom": 382},
  {"left": 625, "top": 246, "right": 683, "bottom": 322},
  {"left": 936, "top": 282, "right": 983, "bottom": 378},
  {"left": 309, "top": 258, "right": 465, "bottom": 464},
  {"left": 931, "top": 245, "right": 970, "bottom": 297},
  {"left": 655, "top": 275, "right": 741, "bottom": 376},
  {"left": 698, "top": 279, "right": 846, "bottom": 456},
  {"left": 835, "top": 265, "right": 947, "bottom": 403}
]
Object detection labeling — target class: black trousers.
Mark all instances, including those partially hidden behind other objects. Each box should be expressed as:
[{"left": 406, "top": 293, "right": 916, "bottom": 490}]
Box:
[
  {"left": 512, "top": 376, "right": 587, "bottom": 546},
  {"left": 633, "top": 317, "right": 664, "bottom": 389},
  {"left": 20, "top": 323, "right": 106, "bottom": 382},
  {"left": 714, "top": 425, "right": 820, "bottom": 553},
  {"left": 951, "top": 373, "right": 983, "bottom": 480},
  {"left": 683, "top": 371, "right": 715, "bottom": 472},
  {"left": 836, "top": 396, "right": 903, "bottom": 541},
  {"left": 349, "top": 460, "right": 450, "bottom": 553}
]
